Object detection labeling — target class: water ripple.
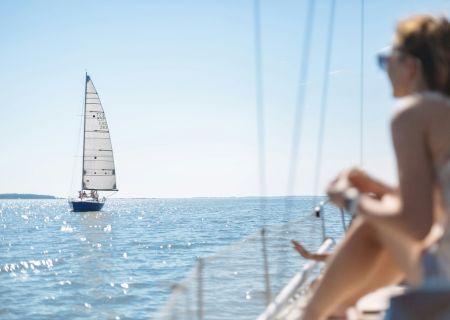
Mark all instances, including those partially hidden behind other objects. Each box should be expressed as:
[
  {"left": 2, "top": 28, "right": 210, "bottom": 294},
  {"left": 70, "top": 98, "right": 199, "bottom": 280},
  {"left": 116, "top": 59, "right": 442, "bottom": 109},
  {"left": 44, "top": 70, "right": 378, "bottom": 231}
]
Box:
[{"left": 0, "top": 198, "right": 344, "bottom": 319}]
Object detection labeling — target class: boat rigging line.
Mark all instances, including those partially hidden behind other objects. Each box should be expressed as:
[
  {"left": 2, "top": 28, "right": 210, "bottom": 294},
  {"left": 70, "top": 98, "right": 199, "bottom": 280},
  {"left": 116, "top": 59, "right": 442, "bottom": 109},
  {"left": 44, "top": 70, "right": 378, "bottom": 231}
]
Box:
[
  {"left": 312, "top": 0, "right": 337, "bottom": 241},
  {"left": 279, "top": 0, "right": 317, "bottom": 290},
  {"left": 359, "top": 0, "right": 365, "bottom": 168},
  {"left": 286, "top": 0, "right": 316, "bottom": 205},
  {"left": 253, "top": 0, "right": 266, "bottom": 209},
  {"left": 253, "top": 0, "right": 272, "bottom": 305},
  {"left": 287, "top": 0, "right": 315, "bottom": 196},
  {"left": 68, "top": 73, "right": 89, "bottom": 197},
  {"left": 253, "top": 0, "right": 267, "bottom": 218}
]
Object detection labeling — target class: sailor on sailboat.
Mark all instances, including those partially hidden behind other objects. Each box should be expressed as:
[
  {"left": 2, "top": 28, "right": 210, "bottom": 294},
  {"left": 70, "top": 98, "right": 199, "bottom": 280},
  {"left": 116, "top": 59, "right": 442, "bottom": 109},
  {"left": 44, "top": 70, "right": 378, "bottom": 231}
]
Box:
[{"left": 69, "top": 74, "right": 118, "bottom": 212}]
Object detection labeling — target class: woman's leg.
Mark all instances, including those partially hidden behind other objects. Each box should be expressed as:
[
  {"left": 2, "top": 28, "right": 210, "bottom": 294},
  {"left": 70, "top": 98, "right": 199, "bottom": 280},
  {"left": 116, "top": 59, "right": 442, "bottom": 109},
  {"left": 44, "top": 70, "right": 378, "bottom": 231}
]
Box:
[
  {"left": 335, "top": 248, "right": 404, "bottom": 312},
  {"left": 307, "top": 249, "right": 403, "bottom": 318},
  {"left": 302, "top": 217, "right": 404, "bottom": 320}
]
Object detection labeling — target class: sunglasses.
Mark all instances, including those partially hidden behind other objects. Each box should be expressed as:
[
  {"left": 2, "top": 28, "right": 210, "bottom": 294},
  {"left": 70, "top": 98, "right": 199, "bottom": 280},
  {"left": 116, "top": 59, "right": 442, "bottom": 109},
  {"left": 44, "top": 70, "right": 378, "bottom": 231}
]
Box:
[
  {"left": 376, "top": 47, "right": 421, "bottom": 71},
  {"left": 377, "top": 52, "right": 390, "bottom": 70},
  {"left": 376, "top": 48, "right": 404, "bottom": 70}
]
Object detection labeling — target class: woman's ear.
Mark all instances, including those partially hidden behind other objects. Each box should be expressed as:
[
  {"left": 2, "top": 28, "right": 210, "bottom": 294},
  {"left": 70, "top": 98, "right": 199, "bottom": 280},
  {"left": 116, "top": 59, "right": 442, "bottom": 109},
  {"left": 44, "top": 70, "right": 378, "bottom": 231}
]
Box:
[{"left": 407, "top": 57, "right": 422, "bottom": 80}]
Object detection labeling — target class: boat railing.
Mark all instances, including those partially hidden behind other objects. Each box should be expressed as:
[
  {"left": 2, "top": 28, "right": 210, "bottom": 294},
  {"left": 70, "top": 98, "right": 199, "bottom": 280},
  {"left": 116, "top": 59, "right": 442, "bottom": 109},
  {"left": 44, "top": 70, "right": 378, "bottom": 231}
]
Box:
[
  {"left": 153, "top": 201, "right": 346, "bottom": 320},
  {"left": 256, "top": 237, "right": 334, "bottom": 320},
  {"left": 67, "top": 196, "right": 106, "bottom": 203}
]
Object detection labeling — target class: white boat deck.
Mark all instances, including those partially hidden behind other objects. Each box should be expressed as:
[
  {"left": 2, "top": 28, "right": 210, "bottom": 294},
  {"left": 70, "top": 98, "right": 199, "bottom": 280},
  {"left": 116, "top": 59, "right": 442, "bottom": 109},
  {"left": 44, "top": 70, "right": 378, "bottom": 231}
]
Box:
[
  {"left": 270, "top": 285, "right": 405, "bottom": 320},
  {"left": 347, "top": 285, "right": 405, "bottom": 320}
]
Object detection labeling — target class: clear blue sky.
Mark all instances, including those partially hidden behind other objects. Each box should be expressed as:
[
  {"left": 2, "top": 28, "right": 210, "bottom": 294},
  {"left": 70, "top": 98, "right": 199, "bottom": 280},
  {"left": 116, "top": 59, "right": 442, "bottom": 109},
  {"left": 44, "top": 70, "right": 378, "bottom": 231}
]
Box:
[{"left": 0, "top": 0, "right": 449, "bottom": 198}]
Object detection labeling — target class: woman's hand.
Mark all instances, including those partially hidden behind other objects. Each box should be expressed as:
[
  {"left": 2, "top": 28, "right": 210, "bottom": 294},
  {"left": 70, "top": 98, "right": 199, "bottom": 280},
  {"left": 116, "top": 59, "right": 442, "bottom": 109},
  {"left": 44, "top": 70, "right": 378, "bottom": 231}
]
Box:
[
  {"left": 291, "top": 239, "right": 329, "bottom": 262},
  {"left": 347, "top": 167, "right": 368, "bottom": 186},
  {"left": 326, "top": 181, "right": 347, "bottom": 209},
  {"left": 326, "top": 168, "right": 357, "bottom": 208},
  {"left": 291, "top": 239, "right": 312, "bottom": 259}
]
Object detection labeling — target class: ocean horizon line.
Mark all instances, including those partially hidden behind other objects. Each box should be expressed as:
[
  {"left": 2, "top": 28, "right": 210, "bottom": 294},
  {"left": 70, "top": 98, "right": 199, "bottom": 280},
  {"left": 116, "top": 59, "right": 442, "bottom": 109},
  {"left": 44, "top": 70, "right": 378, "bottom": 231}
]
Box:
[{"left": 0, "top": 193, "right": 328, "bottom": 200}]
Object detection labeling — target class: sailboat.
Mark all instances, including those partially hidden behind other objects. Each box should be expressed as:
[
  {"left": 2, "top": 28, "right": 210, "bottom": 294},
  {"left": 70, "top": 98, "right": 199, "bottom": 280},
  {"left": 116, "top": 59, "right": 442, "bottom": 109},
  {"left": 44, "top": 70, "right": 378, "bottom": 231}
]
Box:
[{"left": 69, "top": 74, "right": 118, "bottom": 212}]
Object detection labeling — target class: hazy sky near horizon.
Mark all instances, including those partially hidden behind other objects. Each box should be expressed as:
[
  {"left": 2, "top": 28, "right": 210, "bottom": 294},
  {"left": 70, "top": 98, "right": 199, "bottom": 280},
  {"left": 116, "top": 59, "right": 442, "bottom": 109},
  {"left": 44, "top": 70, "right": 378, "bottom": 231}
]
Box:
[{"left": 1, "top": 0, "right": 449, "bottom": 198}]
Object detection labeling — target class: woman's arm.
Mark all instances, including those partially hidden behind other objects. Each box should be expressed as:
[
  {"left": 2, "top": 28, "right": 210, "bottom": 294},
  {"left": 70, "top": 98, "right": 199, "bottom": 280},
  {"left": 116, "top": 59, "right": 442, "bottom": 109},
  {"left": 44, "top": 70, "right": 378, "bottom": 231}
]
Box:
[
  {"left": 327, "top": 168, "right": 397, "bottom": 205},
  {"left": 291, "top": 240, "right": 329, "bottom": 262},
  {"left": 356, "top": 104, "right": 434, "bottom": 241},
  {"left": 347, "top": 169, "right": 398, "bottom": 198}
]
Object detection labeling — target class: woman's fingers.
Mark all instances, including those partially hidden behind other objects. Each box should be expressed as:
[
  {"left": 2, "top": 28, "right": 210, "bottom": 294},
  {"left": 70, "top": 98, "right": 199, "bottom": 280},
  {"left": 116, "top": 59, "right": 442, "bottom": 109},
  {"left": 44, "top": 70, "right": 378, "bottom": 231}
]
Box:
[
  {"left": 327, "top": 175, "right": 351, "bottom": 208},
  {"left": 347, "top": 167, "right": 371, "bottom": 190},
  {"left": 291, "top": 240, "right": 311, "bottom": 258},
  {"left": 326, "top": 167, "right": 365, "bottom": 208}
]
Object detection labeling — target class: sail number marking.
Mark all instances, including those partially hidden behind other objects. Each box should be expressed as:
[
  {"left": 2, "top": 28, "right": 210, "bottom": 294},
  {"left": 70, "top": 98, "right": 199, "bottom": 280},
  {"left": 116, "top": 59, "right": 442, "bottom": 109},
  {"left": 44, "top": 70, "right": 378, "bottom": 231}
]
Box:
[{"left": 91, "top": 112, "right": 108, "bottom": 130}]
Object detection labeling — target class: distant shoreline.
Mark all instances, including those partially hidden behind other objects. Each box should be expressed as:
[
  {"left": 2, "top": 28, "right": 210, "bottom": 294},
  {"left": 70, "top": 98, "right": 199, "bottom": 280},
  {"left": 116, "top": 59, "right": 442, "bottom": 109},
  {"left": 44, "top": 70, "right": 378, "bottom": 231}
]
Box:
[
  {"left": 0, "top": 194, "right": 326, "bottom": 200},
  {"left": 0, "top": 194, "right": 57, "bottom": 199}
]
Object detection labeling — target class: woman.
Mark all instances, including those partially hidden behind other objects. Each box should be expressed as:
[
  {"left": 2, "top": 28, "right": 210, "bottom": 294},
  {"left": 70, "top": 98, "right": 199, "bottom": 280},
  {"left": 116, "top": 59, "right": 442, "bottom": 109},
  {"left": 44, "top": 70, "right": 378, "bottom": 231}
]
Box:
[{"left": 303, "top": 15, "right": 450, "bottom": 320}]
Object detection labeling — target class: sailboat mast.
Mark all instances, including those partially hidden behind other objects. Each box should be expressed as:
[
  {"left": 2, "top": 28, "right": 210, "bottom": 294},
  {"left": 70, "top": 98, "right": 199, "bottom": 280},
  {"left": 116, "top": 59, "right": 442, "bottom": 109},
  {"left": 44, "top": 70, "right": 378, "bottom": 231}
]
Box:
[{"left": 81, "top": 72, "right": 88, "bottom": 191}]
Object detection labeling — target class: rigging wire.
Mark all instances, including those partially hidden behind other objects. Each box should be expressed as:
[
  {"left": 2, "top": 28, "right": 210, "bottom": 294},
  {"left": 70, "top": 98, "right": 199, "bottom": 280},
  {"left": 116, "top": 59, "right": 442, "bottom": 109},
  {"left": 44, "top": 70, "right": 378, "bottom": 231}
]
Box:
[
  {"left": 286, "top": 0, "right": 316, "bottom": 202},
  {"left": 253, "top": 0, "right": 272, "bottom": 304},
  {"left": 312, "top": 0, "right": 337, "bottom": 241},
  {"left": 68, "top": 74, "right": 88, "bottom": 197},
  {"left": 253, "top": 0, "right": 267, "bottom": 219},
  {"left": 359, "top": 0, "right": 365, "bottom": 168},
  {"left": 336, "top": 0, "right": 365, "bottom": 233},
  {"left": 335, "top": 0, "right": 365, "bottom": 233},
  {"left": 278, "top": 0, "right": 317, "bottom": 286}
]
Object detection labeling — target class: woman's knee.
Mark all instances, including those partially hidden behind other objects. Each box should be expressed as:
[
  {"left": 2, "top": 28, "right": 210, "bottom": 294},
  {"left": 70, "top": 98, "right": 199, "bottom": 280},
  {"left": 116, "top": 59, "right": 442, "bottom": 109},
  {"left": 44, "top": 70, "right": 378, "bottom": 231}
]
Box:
[{"left": 347, "top": 216, "right": 379, "bottom": 243}]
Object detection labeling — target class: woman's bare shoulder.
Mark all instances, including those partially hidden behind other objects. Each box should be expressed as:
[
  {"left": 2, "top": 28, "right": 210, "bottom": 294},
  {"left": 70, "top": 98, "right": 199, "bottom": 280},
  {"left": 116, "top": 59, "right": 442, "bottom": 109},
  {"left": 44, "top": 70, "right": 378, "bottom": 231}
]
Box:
[
  {"left": 391, "top": 96, "right": 426, "bottom": 127},
  {"left": 392, "top": 93, "right": 450, "bottom": 126}
]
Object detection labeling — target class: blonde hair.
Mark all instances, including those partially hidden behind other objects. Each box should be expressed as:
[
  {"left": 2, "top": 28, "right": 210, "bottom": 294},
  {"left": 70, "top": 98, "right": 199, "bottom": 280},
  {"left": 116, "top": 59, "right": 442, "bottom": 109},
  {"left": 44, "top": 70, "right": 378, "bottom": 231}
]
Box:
[{"left": 395, "top": 15, "right": 450, "bottom": 95}]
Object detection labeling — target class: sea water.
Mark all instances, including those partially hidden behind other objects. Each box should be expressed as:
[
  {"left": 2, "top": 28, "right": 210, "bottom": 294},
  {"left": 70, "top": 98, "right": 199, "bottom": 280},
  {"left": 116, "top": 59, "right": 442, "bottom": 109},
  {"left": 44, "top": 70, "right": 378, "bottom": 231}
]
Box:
[{"left": 0, "top": 198, "right": 346, "bottom": 319}]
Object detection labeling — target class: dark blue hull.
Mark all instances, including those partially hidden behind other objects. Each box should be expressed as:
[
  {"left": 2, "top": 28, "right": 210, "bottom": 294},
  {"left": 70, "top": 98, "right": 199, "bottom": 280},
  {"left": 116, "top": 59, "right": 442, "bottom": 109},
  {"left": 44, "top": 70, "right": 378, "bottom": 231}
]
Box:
[{"left": 69, "top": 200, "right": 105, "bottom": 212}]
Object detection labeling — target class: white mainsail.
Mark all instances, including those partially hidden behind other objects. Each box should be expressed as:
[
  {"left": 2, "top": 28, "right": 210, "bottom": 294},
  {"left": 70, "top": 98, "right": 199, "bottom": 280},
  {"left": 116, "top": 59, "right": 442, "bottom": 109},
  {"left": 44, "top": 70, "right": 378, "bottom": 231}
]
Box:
[{"left": 82, "top": 75, "right": 117, "bottom": 191}]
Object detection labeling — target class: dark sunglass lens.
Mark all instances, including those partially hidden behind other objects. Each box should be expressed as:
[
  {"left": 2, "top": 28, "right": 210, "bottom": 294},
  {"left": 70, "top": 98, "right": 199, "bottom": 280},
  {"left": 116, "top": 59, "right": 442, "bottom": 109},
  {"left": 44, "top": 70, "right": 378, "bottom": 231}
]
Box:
[{"left": 377, "top": 54, "right": 387, "bottom": 70}]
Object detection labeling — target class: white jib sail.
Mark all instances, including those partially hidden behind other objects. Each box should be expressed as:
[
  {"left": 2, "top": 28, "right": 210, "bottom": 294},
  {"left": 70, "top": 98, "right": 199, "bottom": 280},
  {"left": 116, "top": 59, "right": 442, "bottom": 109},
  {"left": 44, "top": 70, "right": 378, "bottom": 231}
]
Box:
[{"left": 82, "top": 75, "right": 117, "bottom": 191}]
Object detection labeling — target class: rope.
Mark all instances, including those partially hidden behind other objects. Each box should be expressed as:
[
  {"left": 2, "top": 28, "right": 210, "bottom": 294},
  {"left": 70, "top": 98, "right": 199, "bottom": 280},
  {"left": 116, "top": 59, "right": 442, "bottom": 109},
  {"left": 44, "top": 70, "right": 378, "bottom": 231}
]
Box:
[{"left": 312, "top": 0, "right": 337, "bottom": 241}]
